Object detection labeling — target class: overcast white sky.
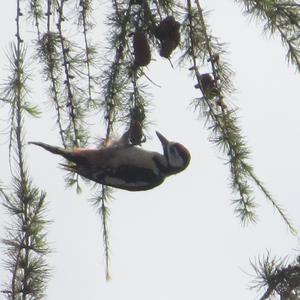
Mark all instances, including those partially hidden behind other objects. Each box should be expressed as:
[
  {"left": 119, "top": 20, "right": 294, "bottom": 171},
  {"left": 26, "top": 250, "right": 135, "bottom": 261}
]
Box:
[{"left": 1, "top": 1, "right": 300, "bottom": 300}]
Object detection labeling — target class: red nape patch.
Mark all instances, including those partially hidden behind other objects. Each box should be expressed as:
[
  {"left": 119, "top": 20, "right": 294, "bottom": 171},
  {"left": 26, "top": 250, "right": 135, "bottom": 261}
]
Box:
[{"left": 175, "top": 143, "right": 191, "bottom": 167}]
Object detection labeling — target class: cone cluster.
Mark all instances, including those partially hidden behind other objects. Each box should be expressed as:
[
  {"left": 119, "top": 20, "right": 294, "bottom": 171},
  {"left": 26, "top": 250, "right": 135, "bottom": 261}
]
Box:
[
  {"left": 154, "top": 16, "right": 180, "bottom": 58},
  {"left": 133, "top": 31, "right": 151, "bottom": 67},
  {"left": 195, "top": 73, "right": 219, "bottom": 99},
  {"left": 132, "top": 16, "right": 181, "bottom": 67}
]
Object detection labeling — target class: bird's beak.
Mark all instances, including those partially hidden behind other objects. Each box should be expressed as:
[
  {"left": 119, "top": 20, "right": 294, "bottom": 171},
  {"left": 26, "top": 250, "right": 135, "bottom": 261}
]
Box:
[{"left": 156, "top": 131, "right": 169, "bottom": 148}]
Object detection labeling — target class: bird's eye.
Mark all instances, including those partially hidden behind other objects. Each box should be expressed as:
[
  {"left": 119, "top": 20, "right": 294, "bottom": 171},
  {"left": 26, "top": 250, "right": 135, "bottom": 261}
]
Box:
[{"left": 170, "top": 146, "right": 176, "bottom": 154}]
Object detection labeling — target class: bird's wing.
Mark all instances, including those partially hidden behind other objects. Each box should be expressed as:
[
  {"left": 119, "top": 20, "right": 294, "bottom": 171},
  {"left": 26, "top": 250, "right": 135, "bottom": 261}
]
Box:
[{"left": 61, "top": 160, "right": 164, "bottom": 191}]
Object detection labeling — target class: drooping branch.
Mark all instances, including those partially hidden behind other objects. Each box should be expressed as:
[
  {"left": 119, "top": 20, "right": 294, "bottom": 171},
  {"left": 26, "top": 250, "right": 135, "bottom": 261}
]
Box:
[
  {"left": 28, "top": 0, "right": 44, "bottom": 40},
  {"left": 181, "top": 0, "right": 296, "bottom": 233},
  {"left": 56, "top": 0, "right": 82, "bottom": 147},
  {"left": 33, "top": 0, "right": 67, "bottom": 148},
  {"left": 0, "top": 1, "right": 50, "bottom": 299},
  {"left": 251, "top": 253, "right": 300, "bottom": 300},
  {"left": 91, "top": 186, "right": 113, "bottom": 281},
  {"left": 94, "top": 0, "right": 135, "bottom": 280},
  {"left": 77, "top": 0, "right": 97, "bottom": 106},
  {"left": 235, "top": 0, "right": 300, "bottom": 71}
]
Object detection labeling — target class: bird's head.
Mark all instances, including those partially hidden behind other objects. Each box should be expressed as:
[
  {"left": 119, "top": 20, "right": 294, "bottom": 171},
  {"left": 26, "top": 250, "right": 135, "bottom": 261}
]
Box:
[{"left": 156, "top": 131, "right": 191, "bottom": 174}]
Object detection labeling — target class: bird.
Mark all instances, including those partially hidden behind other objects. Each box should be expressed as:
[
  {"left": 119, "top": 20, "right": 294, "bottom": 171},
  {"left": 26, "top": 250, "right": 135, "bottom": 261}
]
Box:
[{"left": 28, "top": 131, "right": 191, "bottom": 191}]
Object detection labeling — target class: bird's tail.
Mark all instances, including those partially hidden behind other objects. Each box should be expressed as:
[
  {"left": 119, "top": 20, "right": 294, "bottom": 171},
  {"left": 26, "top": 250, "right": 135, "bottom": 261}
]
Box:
[
  {"left": 28, "top": 141, "right": 76, "bottom": 162},
  {"left": 28, "top": 141, "right": 66, "bottom": 155}
]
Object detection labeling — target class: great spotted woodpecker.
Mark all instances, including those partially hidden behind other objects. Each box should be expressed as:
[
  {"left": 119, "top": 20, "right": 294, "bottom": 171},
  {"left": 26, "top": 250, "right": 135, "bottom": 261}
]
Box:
[{"left": 29, "top": 131, "right": 191, "bottom": 191}]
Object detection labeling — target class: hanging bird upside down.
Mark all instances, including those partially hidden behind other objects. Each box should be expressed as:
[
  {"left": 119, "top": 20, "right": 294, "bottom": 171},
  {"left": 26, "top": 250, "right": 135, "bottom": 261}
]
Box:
[{"left": 29, "top": 131, "right": 191, "bottom": 191}]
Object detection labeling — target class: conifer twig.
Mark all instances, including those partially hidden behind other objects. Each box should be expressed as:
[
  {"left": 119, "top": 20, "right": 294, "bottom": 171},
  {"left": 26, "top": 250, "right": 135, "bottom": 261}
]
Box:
[
  {"left": 183, "top": 0, "right": 296, "bottom": 233},
  {"left": 0, "top": 1, "right": 50, "bottom": 298},
  {"left": 94, "top": 0, "right": 135, "bottom": 277},
  {"left": 99, "top": 187, "right": 111, "bottom": 281},
  {"left": 235, "top": 0, "right": 300, "bottom": 71},
  {"left": 56, "top": 0, "right": 81, "bottom": 147},
  {"left": 29, "top": 0, "right": 44, "bottom": 40},
  {"left": 250, "top": 253, "right": 300, "bottom": 300},
  {"left": 90, "top": 186, "right": 112, "bottom": 280},
  {"left": 36, "top": 0, "right": 67, "bottom": 148},
  {"left": 78, "top": 0, "right": 95, "bottom": 105}
]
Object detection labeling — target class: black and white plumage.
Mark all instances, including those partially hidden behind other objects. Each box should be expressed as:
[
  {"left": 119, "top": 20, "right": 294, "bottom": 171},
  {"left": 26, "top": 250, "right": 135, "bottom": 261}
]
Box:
[{"left": 29, "top": 131, "right": 191, "bottom": 191}]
